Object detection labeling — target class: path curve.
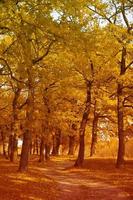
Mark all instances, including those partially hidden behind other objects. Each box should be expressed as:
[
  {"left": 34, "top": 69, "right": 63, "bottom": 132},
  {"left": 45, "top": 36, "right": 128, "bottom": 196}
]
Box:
[{"left": 37, "top": 158, "right": 132, "bottom": 200}]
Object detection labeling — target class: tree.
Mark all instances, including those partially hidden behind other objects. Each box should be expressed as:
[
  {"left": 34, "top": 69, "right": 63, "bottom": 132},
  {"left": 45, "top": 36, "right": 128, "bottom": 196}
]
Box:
[{"left": 87, "top": 0, "right": 133, "bottom": 167}]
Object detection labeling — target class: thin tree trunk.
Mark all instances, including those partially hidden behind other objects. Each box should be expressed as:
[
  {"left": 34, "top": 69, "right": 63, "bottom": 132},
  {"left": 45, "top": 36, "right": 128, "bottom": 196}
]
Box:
[
  {"left": 10, "top": 134, "right": 18, "bottom": 162},
  {"left": 10, "top": 87, "right": 21, "bottom": 162},
  {"left": 74, "top": 80, "right": 92, "bottom": 167},
  {"left": 45, "top": 144, "right": 50, "bottom": 160},
  {"left": 116, "top": 47, "right": 126, "bottom": 168},
  {"left": 52, "top": 134, "right": 56, "bottom": 155},
  {"left": 90, "top": 115, "right": 98, "bottom": 157},
  {"left": 36, "top": 137, "right": 39, "bottom": 155},
  {"left": 33, "top": 135, "right": 39, "bottom": 155},
  {"left": 55, "top": 130, "right": 61, "bottom": 155},
  {"left": 116, "top": 83, "right": 125, "bottom": 167},
  {"left": 90, "top": 102, "right": 98, "bottom": 157},
  {"left": 39, "top": 136, "right": 45, "bottom": 162},
  {"left": 68, "top": 135, "right": 75, "bottom": 155},
  {"left": 3, "top": 141, "right": 7, "bottom": 157},
  {"left": 1, "top": 131, "right": 7, "bottom": 158},
  {"left": 52, "top": 129, "right": 61, "bottom": 155},
  {"left": 30, "top": 141, "right": 33, "bottom": 155}
]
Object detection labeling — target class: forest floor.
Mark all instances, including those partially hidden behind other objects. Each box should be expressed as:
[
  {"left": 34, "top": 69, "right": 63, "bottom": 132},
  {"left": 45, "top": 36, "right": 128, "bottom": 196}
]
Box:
[{"left": 0, "top": 156, "right": 133, "bottom": 200}]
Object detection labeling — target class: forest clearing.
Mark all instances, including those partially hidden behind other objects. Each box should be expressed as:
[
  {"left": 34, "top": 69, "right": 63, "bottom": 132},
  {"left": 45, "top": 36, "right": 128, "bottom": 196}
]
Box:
[{"left": 0, "top": 0, "right": 133, "bottom": 199}]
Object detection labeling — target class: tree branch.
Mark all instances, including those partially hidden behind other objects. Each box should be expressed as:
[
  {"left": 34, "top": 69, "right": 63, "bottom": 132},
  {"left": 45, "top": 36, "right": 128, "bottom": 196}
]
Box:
[
  {"left": 32, "top": 40, "right": 55, "bottom": 65},
  {"left": 0, "top": 57, "right": 26, "bottom": 84},
  {"left": 44, "top": 81, "right": 58, "bottom": 92},
  {"left": 87, "top": 6, "right": 112, "bottom": 23},
  {"left": 18, "top": 99, "right": 28, "bottom": 110},
  {"left": 121, "top": 2, "right": 130, "bottom": 31},
  {"left": 126, "top": 60, "right": 133, "bottom": 70}
]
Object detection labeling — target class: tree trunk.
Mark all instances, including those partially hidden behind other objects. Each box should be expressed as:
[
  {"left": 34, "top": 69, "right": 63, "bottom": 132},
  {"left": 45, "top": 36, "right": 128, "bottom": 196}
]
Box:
[
  {"left": 10, "top": 134, "right": 18, "bottom": 162},
  {"left": 90, "top": 116, "right": 98, "bottom": 157},
  {"left": 30, "top": 141, "right": 33, "bottom": 155},
  {"left": 52, "top": 129, "right": 61, "bottom": 155},
  {"left": 68, "top": 135, "right": 75, "bottom": 155},
  {"left": 74, "top": 80, "right": 92, "bottom": 167},
  {"left": 116, "top": 47, "right": 126, "bottom": 168},
  {"left": 19, "top": 68, "right": 34, "bottom": 172},
  {"left": 45, "top": 144, "right": 50, "bottom": 160},
  {"left": 1, "top": 131, "right": 7, "bottom": 158},
  {"left": 55, "top": 130, "right": 61, "bottom": 155},
  {"left": 116, "top": 83, "right": 125, "bottom": 167},
  {"left": 90, "top": 103, "right": 98, "bottom": 157},
  {"left": 33, "top": 135, "right": 39, "bottom": 155},
  {"left": 52, "top": 134, "right": 56, "bottom": 155},
  {"left": 3, "top": 141, "right": 7, "bottom": 157},
  {"left": 36, "top": 138, "right": 39, "bottom": 155},
  {"left": 39, "top": 136, "right": 45, "bottom": 162},
  {"left": 10, "top": 87, "right": 21, "bottom": 162},
  {"left": 19, "top": 130, "right": 31, "bottom": 171}
]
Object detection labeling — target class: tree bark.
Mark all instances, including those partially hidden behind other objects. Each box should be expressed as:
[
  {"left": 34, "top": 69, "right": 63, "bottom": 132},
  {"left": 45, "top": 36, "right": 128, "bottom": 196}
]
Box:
[
  {"left": 116, "top": 47, "right": 126, "bottom": 168},
  {"left": 116, "top": 83, "right": 125, "bottom": 167},
  {"left": 19, "top": 68, "right": 34, "bottom": 172},
  {"left": 52, "top": 128, "right": 61, "bottom": 155},
  {"left": 10, "top": 134, "right": 18, "bottom": 162},
  {"left": 74, "top": 80, "right": 92, "bottom": 167},
  {"left": 52, "top": 134, "right": 56, "bottom": 155},
  {"left": 90, "top": 113, "right": 98, "bottom": 157},
  {"left": 39, "top": 136, "right": 45, "bottom": 162},
  {"left": 45, "top": 144, "right": 50, "bottom": 160},
  {"left": 19, "top": 130, "right": 31, "bottom": 171},
  {"left": 1, "top": 131, "right": 7, "bottom": 158},
  {"left": 33, "top": 135, "right": 39, "bottom": 155},
  {"left": 18, "top": 29, "right": 34, "bottom": 172},
  {"left": 9, "top": 87, "right": 21, "bottom": 162},
  {"left": 68, "top": 135, "right": 75, "bottom": 155}
]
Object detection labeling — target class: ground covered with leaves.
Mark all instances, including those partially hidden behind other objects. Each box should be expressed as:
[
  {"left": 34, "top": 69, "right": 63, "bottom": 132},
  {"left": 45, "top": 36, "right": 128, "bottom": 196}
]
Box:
[
  {"left": 0, "top": 157, "right": 58, "bottom": 200},
  {"left": 0, "top": 156, "right": 133, "bottom": 200}
]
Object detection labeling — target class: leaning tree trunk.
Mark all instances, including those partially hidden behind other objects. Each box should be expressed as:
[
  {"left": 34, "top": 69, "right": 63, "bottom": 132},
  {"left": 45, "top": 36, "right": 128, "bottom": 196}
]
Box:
[
  {"left": 116, "top": 47, "right": 126, "bottom": 168},
  {"left": 74, "top": 80, "right": 92, "bottom": 167}
]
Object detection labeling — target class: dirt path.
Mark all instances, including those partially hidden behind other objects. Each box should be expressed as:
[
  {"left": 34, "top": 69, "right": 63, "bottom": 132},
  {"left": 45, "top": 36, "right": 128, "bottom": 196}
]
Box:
[
  {"left": 0, "top": 157, "right": 133, "bottom": 200},
  {"left": 35, "top": 157, "right": 132, "bottom": 200}
]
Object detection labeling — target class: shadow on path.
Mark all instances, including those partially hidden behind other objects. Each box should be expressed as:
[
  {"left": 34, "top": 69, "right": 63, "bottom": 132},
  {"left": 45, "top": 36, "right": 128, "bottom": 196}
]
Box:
[{"left": 32, "top": 157, "right": 133, "bottom": 200}]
